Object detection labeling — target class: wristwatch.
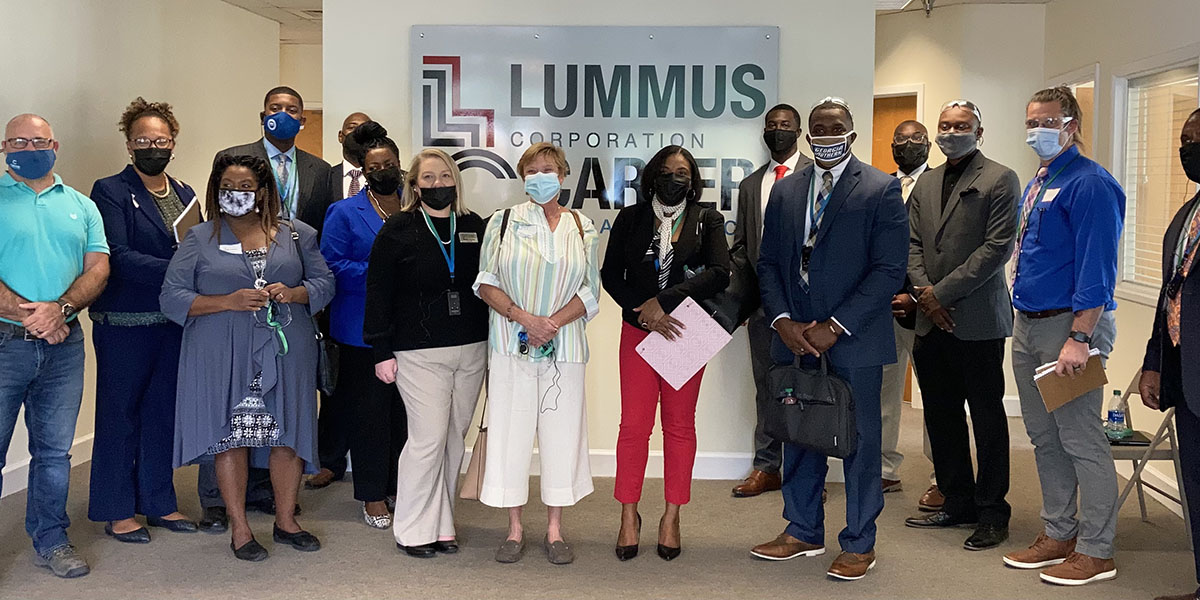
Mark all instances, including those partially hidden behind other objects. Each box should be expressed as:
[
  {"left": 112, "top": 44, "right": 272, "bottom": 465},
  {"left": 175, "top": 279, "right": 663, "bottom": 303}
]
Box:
[
  {"left": 1067, "top": 330, "right": 1091, "bottom": 345},
  {"left": 57, "top": 300, "right": 77, "bottom": 319}
]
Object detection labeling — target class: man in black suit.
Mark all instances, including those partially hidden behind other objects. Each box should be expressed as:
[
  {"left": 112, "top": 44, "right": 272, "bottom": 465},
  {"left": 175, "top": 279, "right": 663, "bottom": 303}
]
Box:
[
  {"left": 730, "top": 103, "right": 813, "bottom": 498},
  {"left": 324, "top": 112, "right": 371, "bottom": 212},
  {"left": 1141, "top": 108, "right": 1200, "bottom": 600},
  {"left": 902, "top": 100, "right": 1019, "bottom": 551}
]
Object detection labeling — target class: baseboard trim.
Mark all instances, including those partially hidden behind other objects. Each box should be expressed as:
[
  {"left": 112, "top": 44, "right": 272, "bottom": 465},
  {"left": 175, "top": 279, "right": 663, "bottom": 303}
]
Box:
[{"left": 1, "top": 433, "right": 94, "bottom": 499}]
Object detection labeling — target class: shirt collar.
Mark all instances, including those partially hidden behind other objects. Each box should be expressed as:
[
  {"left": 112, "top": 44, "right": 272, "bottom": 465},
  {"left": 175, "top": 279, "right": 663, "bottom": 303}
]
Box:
[
  {"left": 342, "top": 160, "right": 360, "bottom": 176},
  {"left": 263, "top": 138, "right": 296, "bottom": 162},
  {"left": 813, "top": 154, "right": 852, "bottom": 186},
  {"left": 897, "top": 162, "right": 927, "bottom": 180},
  {"left": 1046, "top": 145, "right": 1080, "bottom": 172},
  {"left": 767, "top": 151, "right": 802, "bottom": 174},
  {"left": 0, "top": 171, "right": 63, "bottom": 193}
]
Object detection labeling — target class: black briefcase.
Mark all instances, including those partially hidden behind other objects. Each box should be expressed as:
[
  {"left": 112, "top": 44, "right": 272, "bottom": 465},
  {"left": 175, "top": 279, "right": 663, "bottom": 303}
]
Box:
[{"left": 762, "top": 356, "right": 857, "bottom": 458}]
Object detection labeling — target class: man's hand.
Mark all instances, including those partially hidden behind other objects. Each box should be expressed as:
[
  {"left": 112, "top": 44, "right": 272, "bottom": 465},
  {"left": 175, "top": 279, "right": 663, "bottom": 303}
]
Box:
[
  {"left": 42, "top": 324, "right": 71, "bottom": 345},
  {"left": 18, "top": 301, "right": 66, "bottom": 337},
  {"left": 915, "top": 286, "right": 955, "bottom": 332},
  {"left": 777, "top": 318, "right": 820, "bottom": 357},
  {"left": 1138, "top": 370, "right": 1161, "bottom": 410},
  {"left": 375, "top": 359, "right": 398, "bottom": 384},
  {"left": 891, "top": 293, "right": 917, "bottom": 319},
  {"left": 1054, "top": 338, "right": 1090, "bottom": 378},
  {"left": 802, "top": 319, "right": 842, "bottom": 355}
]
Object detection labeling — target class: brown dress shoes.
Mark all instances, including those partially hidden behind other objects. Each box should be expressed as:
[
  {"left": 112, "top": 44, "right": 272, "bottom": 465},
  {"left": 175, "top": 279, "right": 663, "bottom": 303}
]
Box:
[
  {"left": 750, "top": 533, "right": 826, "bottom": 561},
  {"left": 732, "top": 470, "right": 782, "bottom": 497},
  {"left": 1039, "top": 552, "right": 1117, "bottom": 586},
  {"left": 918, "top": 485, "right": 945, "bottom": 511},
  {"left": 827, "top": 550, "right": 876, "bottom": 580},
  {"left": 1003, "top": 532, "right": 1075, "bottom": 569}
]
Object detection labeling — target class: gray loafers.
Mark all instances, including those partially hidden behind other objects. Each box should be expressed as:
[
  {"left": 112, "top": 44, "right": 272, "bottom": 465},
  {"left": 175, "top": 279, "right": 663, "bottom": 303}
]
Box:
[
  {"left": 545, "top": 535, "right": 575, "bottom": 565},
  {"left": 495, "top": 538, "right": 525, "bottom": 563}
]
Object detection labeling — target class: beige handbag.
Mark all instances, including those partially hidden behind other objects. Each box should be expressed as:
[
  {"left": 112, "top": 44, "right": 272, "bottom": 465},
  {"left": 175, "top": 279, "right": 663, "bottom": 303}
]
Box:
[{"left": 459, "top": 382, "right": 488, "bottom": 500}]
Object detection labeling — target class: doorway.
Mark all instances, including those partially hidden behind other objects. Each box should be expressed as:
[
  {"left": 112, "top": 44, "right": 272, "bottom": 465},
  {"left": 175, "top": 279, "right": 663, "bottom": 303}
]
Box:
[{"left": 296, "top": 109, "right": 323, "bottom": 159}]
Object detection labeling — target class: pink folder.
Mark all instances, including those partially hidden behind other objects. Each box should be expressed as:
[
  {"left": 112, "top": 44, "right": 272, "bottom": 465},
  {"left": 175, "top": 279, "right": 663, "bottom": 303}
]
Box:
[{"left": 635, "top": 297, "right": 733, "bottom": 391}]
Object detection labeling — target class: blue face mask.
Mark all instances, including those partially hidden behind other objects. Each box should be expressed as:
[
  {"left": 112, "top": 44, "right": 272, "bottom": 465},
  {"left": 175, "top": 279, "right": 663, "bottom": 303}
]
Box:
[
  {"left": 263, "top": 111, "right": 302, "bottom": 140},
  {"left": 1026, "top": 127, "right": 1065, "bottom": 161},
  {"left": 5, "top": 149, "right": 56, "bottom": 180},
  {"left": 809, "top": 132, "right": 854, "bottom": 164},
  {"left": 524, "top": 172, "right": 561, "bottom": 205}
]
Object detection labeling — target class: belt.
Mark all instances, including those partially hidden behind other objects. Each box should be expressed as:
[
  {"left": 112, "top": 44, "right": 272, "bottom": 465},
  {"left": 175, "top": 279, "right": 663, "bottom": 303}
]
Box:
[
  {"left": 1020, "top": 307, "right": 1072, "bottom": 319},
  {"left": 0, "top": 319, "right": 79, "bottom": 341}
]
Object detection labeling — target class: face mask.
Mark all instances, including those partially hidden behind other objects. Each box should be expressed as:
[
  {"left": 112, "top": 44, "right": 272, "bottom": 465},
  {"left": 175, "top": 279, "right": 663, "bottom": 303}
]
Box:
[
  {"left": 218, "top": 189, "right": 257, "bottom": 217},
  {"left": 892, "top": 141, "right": 930, "bottom": 173},
  {"left": 4, "top": 149, "right": 56, "bottom": 180},
  {"left": 935, "top": 132, "right": 978, "bottom": 160},
  {"left": 132, "top": 148, "right": 171, "bottom": 176},
  {"left": 524, "top": 172, "right": 561, "bottom": 205},
  {"left": 763, "top": 129, "right": 799, "bottom": 154},
  {"left": 263, "top": 111, "right": 302, "bottom": 140},
  {"left": 1181, "top": 142, "right": 1200, "bottom": 184},
  {"left": 420, "top": 186, "right": 456, "bottom": 211},
  {"left": 810, "top": 132, "right": 854, "bottom": 164},
  {"left": 366, "top": 166, "right": 401, "bottom": 195},
  {"left": 655, "top": 173, "right": 691, "bottom": 206},
  {"left": 1026, "top": 127, "right": 1066, "bottom": 161}
]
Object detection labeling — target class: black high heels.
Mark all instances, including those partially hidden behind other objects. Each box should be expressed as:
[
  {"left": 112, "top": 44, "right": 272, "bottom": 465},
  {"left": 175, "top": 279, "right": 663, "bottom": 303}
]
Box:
[
  {"left": 657, "top": 515, "right": 681, "bottom": 561},
  {"left": 615, "top": 513, "right": 641, "bottom": 561}
]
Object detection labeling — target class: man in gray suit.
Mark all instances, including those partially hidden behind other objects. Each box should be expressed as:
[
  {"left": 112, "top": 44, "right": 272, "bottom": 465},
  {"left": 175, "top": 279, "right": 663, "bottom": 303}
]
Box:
[
  {"left": 730, "top": 104, "right": 813, "bottom": 498},
  {"left": 902, "top": 100, "right": 1018, "bottom": 552}
]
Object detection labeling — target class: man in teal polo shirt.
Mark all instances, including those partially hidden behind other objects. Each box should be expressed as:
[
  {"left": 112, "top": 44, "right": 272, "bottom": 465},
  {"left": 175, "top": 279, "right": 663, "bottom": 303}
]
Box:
[{"left": 0, "top": 113, "right": 110, "bottom": 578}]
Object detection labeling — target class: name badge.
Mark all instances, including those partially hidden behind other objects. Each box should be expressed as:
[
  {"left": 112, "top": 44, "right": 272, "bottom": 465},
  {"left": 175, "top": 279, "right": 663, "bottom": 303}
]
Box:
[
  {"left": 218, "top": 243, "right": 243, "bottom": 255},
  {"left": 1040, "top": 188, "right": 1060, "bottom": 204},
  {"left": 458, "top": 232, "right": 479, "bottom": 243}
]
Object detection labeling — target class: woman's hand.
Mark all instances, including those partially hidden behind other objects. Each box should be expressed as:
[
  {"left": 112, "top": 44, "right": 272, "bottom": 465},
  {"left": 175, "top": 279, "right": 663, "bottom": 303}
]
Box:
[
  {"left": 264, "top": 282, "right": 302, "bottom": 304},
  {"left": 375, "top": 359, "right": 398, "bottom": 384},
  {"left": 225, "top": 288, "right": 270, "bottom": 312},
  {"left": 648, "top": 312, "right": 685, "bottom": 341},
  {"left": 633, "top": 298, "right": 667, "bottom": 329},
  {"left": 522, "top": 315, "right": 559, "bottom": 349}
]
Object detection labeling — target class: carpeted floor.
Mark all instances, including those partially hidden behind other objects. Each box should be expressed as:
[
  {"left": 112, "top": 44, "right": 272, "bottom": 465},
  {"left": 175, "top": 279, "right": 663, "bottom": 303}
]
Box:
[{"left": 0, "top": 405, "right": 1193, "bottom": 600}]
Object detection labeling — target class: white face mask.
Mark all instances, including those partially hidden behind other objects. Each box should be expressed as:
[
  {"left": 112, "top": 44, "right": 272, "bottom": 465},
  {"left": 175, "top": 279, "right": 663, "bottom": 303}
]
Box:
[
  {"left": 218, "top": 189, "right": 257, "bottom": 216},
  {"left": 810, "top": 131, "right": 855, "bottom": 164}
]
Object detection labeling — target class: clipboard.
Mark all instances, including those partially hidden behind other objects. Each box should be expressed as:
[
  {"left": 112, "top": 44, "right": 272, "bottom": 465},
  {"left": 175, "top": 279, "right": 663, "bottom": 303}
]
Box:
[
  {"left": 634, "top": 297, "right": 733, "bottom": 391},
  {"left": 1033, "top": 349, "right": 1107, "bottom": 412},
  {"left": 173, "top": 198, "right": 203, "bottom": 243}
]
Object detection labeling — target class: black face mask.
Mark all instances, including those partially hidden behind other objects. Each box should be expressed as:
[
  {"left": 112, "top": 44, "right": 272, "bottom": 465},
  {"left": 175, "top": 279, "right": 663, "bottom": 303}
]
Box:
[
  {"left": 763, "top": 129, "right": 799, "bottom": 154},
  {"left": 1181, "top": 143, "right": 1200, "bottom": 184},
  {"left": 366, "top": 166, "right": 401, "bottom": 195},
  {"left": 892, "top": 141, "right": 930, "bottom": 174},
  {"left": 133, "top": 148, "right": 171, "bottom": 177},
  {"left": 420, "top": 186, "right": 456, "bottom": 211},
  {"left": 655, "top": 173, "right": 691, "bottom": 206}
]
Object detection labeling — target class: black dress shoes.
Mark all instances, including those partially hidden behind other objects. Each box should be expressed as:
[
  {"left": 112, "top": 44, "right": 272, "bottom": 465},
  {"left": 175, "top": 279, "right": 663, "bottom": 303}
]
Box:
[
  {"left": 398, "top": 542, "right": 438, "bottom": 558},
  {"left": 432, "top": 540, "right": 459, "bottom": 554},
  {"left": 964, "top": 525, "right": 1009, "bottom": 550},
  {"left": 231, "top": 538, "right": 268, "bottom": 562},
  {"left": 105, "top": 523, "right": 151, "bottom": 543},
  {"left": 198, "top": 506, "right": 228, "bottom": 533},
  {"left": 905, "top": 511, "right": 978, "bottom": 529},
  {"left": 146, "top": 516, "right": 199, "bottom": 533},
  {"left": 273, "top": 524, "right": 321, "bottom": 551}
]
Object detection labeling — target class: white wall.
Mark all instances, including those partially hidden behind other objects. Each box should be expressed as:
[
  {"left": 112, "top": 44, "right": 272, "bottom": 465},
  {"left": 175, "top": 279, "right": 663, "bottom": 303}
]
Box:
[
  {"left": 324, "top": 0, "right": 878, "bottom": 469},
  {"left": 281, "top": 43, "right": 324, "bottom": 107},
  {"left": 0, "top": 0, "right": 279, "bottom": 497}
]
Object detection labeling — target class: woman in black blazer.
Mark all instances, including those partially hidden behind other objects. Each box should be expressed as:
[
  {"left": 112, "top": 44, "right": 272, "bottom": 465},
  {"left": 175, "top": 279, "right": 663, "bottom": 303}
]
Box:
[
  {"left": 601, "top": 145, "right": 730, "bottom": 562},
  {"left": 87, "top": 98, "right": 199, "bottom": 542}
]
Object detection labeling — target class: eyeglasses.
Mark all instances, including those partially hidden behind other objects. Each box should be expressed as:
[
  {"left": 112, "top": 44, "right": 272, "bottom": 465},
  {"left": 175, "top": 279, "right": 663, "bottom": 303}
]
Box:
[
  {"left": 3, "top": 137, "right": 54, "bottom": 150},
  {"left": 1025, "top": 116, "right": 1073, "bottom": 130},
  {"left": 811, "top": 96, "right": 853, "bottom": 114},
  {"left": 893, "top": 132, "right": 928, "bottom": 144},
  {"left": 941, "top": 99, "right": 983, "bottom": 123},
  {"left": 130, "top": 137, "right": 174, "bottom": 150}
]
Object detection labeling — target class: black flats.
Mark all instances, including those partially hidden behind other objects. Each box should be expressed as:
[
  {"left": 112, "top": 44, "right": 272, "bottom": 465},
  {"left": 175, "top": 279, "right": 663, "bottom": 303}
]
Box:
[
  {"left": 273, "top": 524, "right": 321, "bottom": 551},
  {"left": 433, "top": 540, "right": 459, "bottom": 554},
  {"left": 147, "top": 516, "right": 199, "bottom": 533},
  {"left": 615, "top": 513, "right": 642, "bottom": 561},
  {"left": 198, "top": 506, "right": 228, "bottom": 533},
  {"left": 105, "top": 523, "right": 151, "bottom": 544},
  {"left": 231, "top": 538, "right": 268, "bottom": 562},
  {"left": 399, "top": 540, "right": 458, "bottom": 558}
]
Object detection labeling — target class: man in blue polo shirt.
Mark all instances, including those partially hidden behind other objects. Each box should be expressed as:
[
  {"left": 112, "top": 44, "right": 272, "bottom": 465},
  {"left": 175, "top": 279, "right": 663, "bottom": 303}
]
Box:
[
  {"left": 0, "top": 114, "right": 110, "bottom": 578},
  {"left": 1001, "top": 88, "right": 1125, "bottom": 587}
]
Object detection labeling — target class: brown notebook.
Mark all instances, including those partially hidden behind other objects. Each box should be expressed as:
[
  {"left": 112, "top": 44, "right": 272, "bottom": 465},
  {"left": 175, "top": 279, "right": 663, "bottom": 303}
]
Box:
[
  {"left": 173, "top": 198, "right": 203, "bottom": 244},
  {"left": 1034, "top": 352, "right": 1108, "bottom": 412}
]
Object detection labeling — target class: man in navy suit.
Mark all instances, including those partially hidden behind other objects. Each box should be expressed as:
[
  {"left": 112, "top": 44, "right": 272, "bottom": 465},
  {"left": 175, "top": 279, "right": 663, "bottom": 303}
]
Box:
[{"left": 749, "top": 98, "right": 908, "bottom": 581}]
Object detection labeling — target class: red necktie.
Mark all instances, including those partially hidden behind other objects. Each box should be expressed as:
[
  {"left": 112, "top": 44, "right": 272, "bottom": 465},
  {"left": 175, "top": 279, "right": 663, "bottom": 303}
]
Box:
[{"left": 774, "top": 164, "right": 789, "bottom": 181}]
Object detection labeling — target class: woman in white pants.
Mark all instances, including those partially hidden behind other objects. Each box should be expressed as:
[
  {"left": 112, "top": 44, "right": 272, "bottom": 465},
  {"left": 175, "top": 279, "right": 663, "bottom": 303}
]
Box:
[
  {"left": 363, "top": 148, "right": 489, "bottom": 558},
  {"left": 473, "top": 142, "right": 600, "bottom": 565}
]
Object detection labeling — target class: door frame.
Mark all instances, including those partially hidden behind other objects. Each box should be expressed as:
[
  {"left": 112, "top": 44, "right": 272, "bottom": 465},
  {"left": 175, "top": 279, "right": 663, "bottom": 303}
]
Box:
[{"left": 874, "top": 83, "right": 925, "bottom": 123}]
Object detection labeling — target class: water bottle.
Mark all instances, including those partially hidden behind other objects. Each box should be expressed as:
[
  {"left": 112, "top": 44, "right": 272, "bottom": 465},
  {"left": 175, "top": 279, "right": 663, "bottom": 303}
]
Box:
[{"left": 1105, "top": 390, "right": 1132, "bottom": 440}]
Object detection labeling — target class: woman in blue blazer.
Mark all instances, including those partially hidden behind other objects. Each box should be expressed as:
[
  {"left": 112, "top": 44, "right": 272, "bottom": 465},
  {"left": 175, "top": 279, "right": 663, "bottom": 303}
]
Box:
[
  {"left": 87, "top": 98, "right": 199, "bottom": 542},
  {"left": 320, "top": 121, "right": 407, "bottom": 528}
]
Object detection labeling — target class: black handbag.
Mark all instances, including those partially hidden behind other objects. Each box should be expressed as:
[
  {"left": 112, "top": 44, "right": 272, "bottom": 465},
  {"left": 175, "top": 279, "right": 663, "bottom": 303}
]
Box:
[
  {"left": 696, "top": 208, "right": 760, "bottom": 333},
  {"left": 762, "top": 355, "right": 857, "bottom": 458},
  {"left": 287, "top": 221, "right": 337, "bottom": 397}
]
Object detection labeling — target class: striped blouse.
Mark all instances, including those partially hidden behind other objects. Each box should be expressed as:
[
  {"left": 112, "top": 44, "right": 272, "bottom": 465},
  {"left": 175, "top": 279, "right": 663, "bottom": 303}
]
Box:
[{"left": 472, "top": 201, "right": 600, "bottom": 364}]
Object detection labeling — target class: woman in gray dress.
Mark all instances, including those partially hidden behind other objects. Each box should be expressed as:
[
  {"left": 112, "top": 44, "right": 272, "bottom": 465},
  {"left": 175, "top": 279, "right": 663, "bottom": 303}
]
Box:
[{"left": 160, "top": 154, "right": 334, "bottom": 562}]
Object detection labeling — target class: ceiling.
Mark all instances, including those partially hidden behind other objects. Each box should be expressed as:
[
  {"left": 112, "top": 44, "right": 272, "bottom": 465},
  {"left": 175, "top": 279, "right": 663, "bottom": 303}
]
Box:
[
  {"left": 877, "top": 0, "right": 1053, "bottom": 13},
  {"left": 222, "top": 0, "right": 321, "bottom": 44}
]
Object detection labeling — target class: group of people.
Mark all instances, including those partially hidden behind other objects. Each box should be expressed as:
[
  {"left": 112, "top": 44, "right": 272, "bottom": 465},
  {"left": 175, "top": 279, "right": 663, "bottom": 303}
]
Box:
[{"left": 0, "top": 82, "right": 1197, "bottom": 600}]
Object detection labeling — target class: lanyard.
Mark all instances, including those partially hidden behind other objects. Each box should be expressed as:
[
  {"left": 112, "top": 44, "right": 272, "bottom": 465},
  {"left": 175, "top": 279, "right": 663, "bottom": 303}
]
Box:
[
  {"left": 1018, "top": 154, "right": 1080, "bottom": 241},
  {"left": 653, "top": 212, "right": 686, "bottom": 271},
  {"left": 265, "top": 303, "right": 289, "bottom": 356},
  {"left": 422, "top": 208, "right": 456, "bottom": 283}
]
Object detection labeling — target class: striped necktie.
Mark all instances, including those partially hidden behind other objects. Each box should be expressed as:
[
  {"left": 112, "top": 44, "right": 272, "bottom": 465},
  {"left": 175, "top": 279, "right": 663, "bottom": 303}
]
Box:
[
  {"left": 348, "top": 168, "right": 361, "bottom": 198},
  {"left": 1011, "top": 166, "right": 1049, "bottom": 284},
  {"left": 276, "top": 154, "right": 292, "bottom": 217},
  {"left": 800, "top": 171, "right": 834, "bottom": 289}
]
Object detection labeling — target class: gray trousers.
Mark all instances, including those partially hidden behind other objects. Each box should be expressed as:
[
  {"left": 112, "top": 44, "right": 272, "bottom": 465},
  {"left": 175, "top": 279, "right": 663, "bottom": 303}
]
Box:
[
  {"left": 1012, "top": 310, "right": 1118, "bottom": 559},
  {"left": 748, "top": 314, "right": 782, "bottom": 473},
  {"left": 880, "top": 321, "right": 935, "bottom": 482}
]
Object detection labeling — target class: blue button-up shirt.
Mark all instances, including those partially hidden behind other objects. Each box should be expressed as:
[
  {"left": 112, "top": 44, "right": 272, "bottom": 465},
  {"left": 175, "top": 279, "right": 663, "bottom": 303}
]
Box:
[
  {"left": 263, "top": 138, "right": 298, "bottom": 217},
  {"left": 1011, "top": 146, "right": 1125, "bottom": 313}
]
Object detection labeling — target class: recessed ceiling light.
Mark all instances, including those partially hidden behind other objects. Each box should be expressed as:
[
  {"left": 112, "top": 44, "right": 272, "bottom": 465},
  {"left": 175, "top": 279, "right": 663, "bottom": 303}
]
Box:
[{"left": 876, "top": 0, "right": 915, "bottom": 9}]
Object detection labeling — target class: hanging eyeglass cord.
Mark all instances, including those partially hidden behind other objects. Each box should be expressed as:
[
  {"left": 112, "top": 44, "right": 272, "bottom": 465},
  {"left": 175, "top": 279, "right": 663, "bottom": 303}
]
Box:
[{"left": 265, "top": 302, "right": 289, "bottom": 356}]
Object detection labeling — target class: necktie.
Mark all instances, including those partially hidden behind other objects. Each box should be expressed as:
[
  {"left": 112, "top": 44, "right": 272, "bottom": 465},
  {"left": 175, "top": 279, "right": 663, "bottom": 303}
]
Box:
[
  {"left": 1011, "top": 166, "right": 1049, "bottom": 282},
  {"left": 1168, "top": 207, "right": 1200, "bottom": 345},
  {"left": 800, "top": 171, "right": 834, "bottom": 289},
  {"left": 900, "top": 175, "right": 914, "bottom": 201},
  {"left": 348, "top": 168, "right": 362, "bottom": 198},
  {"left": 276, "top": 154, "right": 292, "bottom": 217},
  {"left": 774, "top": 164, "right": 789, "bottom": 181}
]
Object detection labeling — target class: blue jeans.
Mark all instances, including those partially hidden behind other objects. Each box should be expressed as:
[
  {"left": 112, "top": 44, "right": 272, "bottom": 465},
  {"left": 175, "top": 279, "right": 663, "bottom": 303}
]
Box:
[{"left": 0, "top": 323, "right": 86, "bottom": 555}]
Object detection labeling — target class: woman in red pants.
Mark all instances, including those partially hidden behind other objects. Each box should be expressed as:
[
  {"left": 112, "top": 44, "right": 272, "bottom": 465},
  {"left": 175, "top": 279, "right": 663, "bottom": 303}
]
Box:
[{"left": 600, "top": 145, "right": 730, "bottom": 561}]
